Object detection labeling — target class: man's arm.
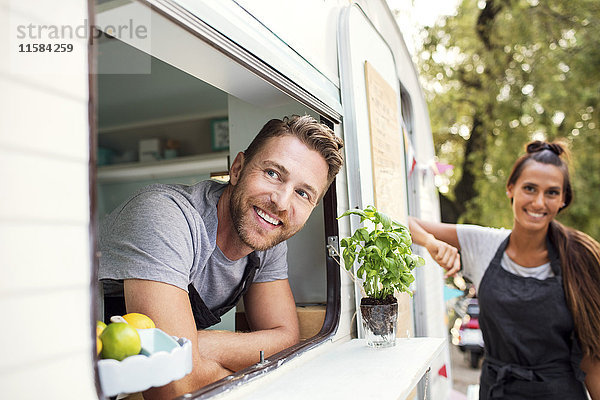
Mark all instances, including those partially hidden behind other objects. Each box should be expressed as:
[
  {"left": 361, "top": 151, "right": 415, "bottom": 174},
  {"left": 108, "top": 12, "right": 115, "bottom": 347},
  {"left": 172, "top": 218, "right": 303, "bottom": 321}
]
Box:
[
  {"left": 123, "top": 279, "right": 232, "bottom": 400},
  {"left": 196, "top": 279, "right": 300, "bottom": 372}
]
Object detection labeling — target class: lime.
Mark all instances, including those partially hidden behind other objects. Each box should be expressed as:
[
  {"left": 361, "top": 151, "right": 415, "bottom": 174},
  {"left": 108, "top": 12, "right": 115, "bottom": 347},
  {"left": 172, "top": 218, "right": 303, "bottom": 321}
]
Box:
[
  {"left": 100, "top": 322, "right": 141, "bottom": 361},
  {"left": 122, "top": 313, "right": 155, "bottom": 329}
]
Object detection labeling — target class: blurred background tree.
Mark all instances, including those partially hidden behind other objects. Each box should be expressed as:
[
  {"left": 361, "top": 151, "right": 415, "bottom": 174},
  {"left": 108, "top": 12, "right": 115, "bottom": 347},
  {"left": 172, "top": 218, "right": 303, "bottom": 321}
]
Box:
[{"left": 416, "top": 0, "right": 600, "bottom": 239}]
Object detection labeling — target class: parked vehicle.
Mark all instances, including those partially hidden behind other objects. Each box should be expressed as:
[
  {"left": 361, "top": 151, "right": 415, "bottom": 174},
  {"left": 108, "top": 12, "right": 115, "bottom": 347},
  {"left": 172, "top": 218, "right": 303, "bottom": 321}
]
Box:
[{"left": 458, "top": 298, "right": 484, "bottom": 368}]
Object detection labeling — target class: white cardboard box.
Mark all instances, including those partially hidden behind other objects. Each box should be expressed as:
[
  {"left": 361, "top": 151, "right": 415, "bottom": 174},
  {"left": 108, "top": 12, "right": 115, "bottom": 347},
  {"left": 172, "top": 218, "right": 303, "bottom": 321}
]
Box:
[{"left": 139, "top": 138, "right": 162, "bottom": 162}]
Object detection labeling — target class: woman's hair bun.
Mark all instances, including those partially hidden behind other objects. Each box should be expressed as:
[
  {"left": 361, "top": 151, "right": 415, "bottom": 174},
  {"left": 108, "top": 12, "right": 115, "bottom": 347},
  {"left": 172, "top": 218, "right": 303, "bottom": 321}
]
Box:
[{"left": 526, "top": 140, "right": 564, "bottom": 156}]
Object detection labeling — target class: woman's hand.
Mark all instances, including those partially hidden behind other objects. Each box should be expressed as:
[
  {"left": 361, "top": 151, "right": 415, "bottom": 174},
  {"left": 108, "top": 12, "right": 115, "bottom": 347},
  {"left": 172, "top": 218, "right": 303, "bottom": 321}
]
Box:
[
  {"left": 424, "top": 235, "right": 461, "bottom": 277},
  {"left": 407, "top": 216, "right": 461, "bottom": 277}
]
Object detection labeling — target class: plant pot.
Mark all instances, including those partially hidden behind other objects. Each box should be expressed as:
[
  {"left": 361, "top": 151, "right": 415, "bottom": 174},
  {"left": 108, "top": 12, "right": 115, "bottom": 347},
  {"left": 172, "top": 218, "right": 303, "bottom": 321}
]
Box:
[{"left": 360, "top": 297, "right": 398, "bottom": 348}]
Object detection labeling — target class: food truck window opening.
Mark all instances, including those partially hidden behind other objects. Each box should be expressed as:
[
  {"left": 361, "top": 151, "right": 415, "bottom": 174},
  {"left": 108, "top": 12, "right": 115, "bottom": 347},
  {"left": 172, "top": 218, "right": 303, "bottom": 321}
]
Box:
[{"left": 90, "top": 2, "right": 343, "bottom": 398}]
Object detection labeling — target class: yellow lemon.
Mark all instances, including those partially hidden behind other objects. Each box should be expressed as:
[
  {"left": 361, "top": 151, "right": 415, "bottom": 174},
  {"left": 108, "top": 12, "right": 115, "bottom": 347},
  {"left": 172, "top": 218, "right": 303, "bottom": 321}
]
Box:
[
  {"left": 96, "top": 321, "right": 106, "bottom": 355},
  {"left": 97, "top": 320, "right": 107, "bottom": 335},
  {"left": 96, "top": 336, "right": 103, "bottom": 355},
  {"left": 122, "top": 313, "right": 155, "bottom": 329},
  {"left": 100, "top": 322, "right": 141, "bottom": 361}
]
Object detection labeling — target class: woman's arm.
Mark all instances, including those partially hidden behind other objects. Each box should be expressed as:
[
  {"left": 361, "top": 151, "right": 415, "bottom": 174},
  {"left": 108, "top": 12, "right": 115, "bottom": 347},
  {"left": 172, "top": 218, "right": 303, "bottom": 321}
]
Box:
[
  {"left": 582, "top": 355, "right": 600, "bottom": 400},
  {"left": 408, "top": 216, "right": 461, "bottom": 277}
]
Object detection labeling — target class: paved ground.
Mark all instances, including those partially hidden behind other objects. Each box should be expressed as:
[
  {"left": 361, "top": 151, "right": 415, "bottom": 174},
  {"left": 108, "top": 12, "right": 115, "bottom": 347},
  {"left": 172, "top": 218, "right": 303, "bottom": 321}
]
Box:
[{"left": 449, "top": 340, "right": 481, "bottom": 396}]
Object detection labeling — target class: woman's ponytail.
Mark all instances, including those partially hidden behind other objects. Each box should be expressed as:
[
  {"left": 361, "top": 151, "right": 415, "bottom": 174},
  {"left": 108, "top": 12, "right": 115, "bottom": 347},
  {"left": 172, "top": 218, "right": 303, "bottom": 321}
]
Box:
[{"left": 549, "top": 220, "right": 600, "bottom": 361}]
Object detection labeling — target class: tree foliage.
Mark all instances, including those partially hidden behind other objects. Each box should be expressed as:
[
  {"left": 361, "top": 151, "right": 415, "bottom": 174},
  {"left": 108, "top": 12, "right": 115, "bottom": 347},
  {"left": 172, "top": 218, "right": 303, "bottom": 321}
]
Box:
[{"left": 417, "top": 0, "right": 600, "bottom": 240}]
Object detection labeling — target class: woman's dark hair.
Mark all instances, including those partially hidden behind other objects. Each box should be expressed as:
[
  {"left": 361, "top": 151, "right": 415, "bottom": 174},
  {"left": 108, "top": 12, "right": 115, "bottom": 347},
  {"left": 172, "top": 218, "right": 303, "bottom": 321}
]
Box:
[{"left": 508, "top": 140, "right": 600, "bottom": 361}]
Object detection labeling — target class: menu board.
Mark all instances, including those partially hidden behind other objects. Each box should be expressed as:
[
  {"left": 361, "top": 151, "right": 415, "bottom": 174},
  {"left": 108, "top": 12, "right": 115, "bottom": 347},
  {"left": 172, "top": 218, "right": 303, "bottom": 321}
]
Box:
[
  {"left": 365, "top": 62, "right": 412, "bottom": 337},
  {"left": 364, "top": 61, "right": 406, "bottom": 221}
]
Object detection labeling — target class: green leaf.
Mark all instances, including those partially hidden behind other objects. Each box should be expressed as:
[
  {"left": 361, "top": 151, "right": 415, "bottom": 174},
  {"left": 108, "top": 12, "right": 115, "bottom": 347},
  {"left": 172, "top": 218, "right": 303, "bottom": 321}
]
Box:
[
  {"left": 402, "top": 273, "right": 415, "bottom": 285},
  {"left": 356, "top": 266, "right": 365, "bottom": 278},
  {"left": 404, "top": 254, "right": 416, "bottom": 269},
  {"left": 364, "top": 245, "right": 382, "bottom": 257},
  {"left": 338, "top": 209, "right": 367, "bottom": 220},
  {"left": 415, "top": 255, "right": 426, "bottom": 268},
  {"left": 351, "top": 227, "right": 369, "bottom": 243},
  {"left": 400, "top": 231, "right": 412, "bottom": 245},
  {"left": 342, "top": 248, "right": 355, "bottom": 271},
  {"left": 383, "top": 256, "right": 395, "bottom": 270},
  {"left": 374, "top": 236, "right": 390, "bottom": 252},
  {"left": 340, "top": 237, "right": 349, "bottom": 248},
  {"left": 387, "top": 231, "right": 403, "bottom": 244},
  {"left": 375, "top": 210, "right": 392, "bottom": 230},
  {"left": 358, "top": 228, "right": 370, "bottom": 242}
]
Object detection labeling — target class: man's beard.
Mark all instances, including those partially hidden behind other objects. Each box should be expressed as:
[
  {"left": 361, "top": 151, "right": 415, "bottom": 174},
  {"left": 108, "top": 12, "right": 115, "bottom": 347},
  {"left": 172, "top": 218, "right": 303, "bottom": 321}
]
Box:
[{"left": 229, "top": 180, "right": 298, "bottom": 251}]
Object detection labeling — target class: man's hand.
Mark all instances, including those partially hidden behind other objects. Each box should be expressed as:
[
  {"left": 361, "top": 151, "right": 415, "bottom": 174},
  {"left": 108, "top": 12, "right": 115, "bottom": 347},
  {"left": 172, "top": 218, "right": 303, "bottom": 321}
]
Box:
[
  {"left": 196, "top": 279, "right": 300, "bottom": 372},
  {"left": 424, "top": 235, "right": 461, "bottom": 277},
  {"left": 123, "top": 279, "right": 232, "bottom": 400}
]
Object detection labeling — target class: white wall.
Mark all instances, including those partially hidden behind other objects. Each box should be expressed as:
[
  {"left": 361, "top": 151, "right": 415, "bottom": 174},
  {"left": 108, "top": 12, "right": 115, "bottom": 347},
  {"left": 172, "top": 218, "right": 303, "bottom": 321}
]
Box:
[{"left": 0, "top": 1, "right": 97, "bottom": 398}]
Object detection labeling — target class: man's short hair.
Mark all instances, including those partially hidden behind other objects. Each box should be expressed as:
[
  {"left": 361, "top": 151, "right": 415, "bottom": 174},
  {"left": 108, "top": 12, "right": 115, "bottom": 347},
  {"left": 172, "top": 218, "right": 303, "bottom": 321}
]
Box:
[{"left": 243, "top": 115, "right": 344, "bottom": 187}]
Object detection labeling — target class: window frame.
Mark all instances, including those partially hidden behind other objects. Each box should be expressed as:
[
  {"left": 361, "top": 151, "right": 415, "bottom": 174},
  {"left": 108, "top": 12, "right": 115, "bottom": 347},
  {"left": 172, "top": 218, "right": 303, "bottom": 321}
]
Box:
[{"left": 89, "top": 1, "right": 343, "bottom": 398}]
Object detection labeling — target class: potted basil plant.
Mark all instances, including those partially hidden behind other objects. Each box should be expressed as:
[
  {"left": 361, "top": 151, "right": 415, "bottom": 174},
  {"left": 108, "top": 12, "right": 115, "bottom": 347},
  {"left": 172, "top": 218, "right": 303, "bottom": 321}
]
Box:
[{"left": 338, "top": 206, "right": 424, "bottom": 348}]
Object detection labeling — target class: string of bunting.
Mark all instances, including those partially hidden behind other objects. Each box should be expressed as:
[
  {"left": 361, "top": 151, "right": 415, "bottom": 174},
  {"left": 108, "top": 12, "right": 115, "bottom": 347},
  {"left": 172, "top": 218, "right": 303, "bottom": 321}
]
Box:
[{"left": 401, "top": 119, "right": 453, "bottom": 177}]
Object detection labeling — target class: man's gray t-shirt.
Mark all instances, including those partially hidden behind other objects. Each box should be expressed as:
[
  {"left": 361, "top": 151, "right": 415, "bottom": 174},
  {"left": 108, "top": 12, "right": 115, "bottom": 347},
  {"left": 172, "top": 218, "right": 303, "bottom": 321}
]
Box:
[
  {"left": 456, "top": 224, "right": 554, "bottom": 291},
  {"left": 98, "top": 180, "right": 288, "bottom": 311}
]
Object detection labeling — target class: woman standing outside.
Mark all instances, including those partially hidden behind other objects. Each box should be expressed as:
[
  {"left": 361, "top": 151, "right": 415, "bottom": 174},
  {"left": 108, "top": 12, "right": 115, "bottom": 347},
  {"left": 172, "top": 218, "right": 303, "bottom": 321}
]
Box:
[{"left": 409, "top": 140, "right": 600, "bottom": 399}]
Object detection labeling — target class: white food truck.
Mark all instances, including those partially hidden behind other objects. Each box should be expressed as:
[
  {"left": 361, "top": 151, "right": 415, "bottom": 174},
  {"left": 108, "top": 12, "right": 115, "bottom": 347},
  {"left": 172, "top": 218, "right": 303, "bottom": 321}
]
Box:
[{"left": 1, "top": 0, "right": 452, "bottom": 398}]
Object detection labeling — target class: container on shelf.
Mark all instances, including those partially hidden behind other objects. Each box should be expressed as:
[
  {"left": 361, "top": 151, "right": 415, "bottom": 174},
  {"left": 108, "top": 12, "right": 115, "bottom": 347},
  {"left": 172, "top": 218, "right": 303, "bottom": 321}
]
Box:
[{"left": 97, "top": 328, "right": 192, "bottom": 397}]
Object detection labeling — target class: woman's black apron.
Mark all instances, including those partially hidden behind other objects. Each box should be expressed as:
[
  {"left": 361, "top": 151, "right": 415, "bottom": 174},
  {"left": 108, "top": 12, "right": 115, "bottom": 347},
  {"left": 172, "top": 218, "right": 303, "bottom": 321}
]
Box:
[
  {"left": 478, "top": 235, "right": 587, "bottom": 399},
  {"left": 104, "top": 252, "right": 260, "bottom": 330}
]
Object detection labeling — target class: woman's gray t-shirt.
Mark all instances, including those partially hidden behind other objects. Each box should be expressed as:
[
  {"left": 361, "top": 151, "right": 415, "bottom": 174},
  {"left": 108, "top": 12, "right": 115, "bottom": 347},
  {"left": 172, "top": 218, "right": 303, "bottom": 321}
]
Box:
[
  {"left": 456, "top": 224, "right": 554, "bottom": 291},
  {"left": 99, "top": 180, "right": 288, "bottom": 310}
]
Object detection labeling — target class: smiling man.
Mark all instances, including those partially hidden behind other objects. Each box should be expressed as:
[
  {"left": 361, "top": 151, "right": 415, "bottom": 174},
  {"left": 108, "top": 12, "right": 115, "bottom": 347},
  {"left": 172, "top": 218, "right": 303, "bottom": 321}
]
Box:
[{"left": 98, "top": 115, "right": 344, "bottom": 399}]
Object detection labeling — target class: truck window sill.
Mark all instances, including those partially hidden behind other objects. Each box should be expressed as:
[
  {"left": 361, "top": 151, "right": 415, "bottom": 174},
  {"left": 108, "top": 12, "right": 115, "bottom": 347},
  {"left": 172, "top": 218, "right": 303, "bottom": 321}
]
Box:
[{"left": 187, "top": 337, "right": 445, "bottom": 400}]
